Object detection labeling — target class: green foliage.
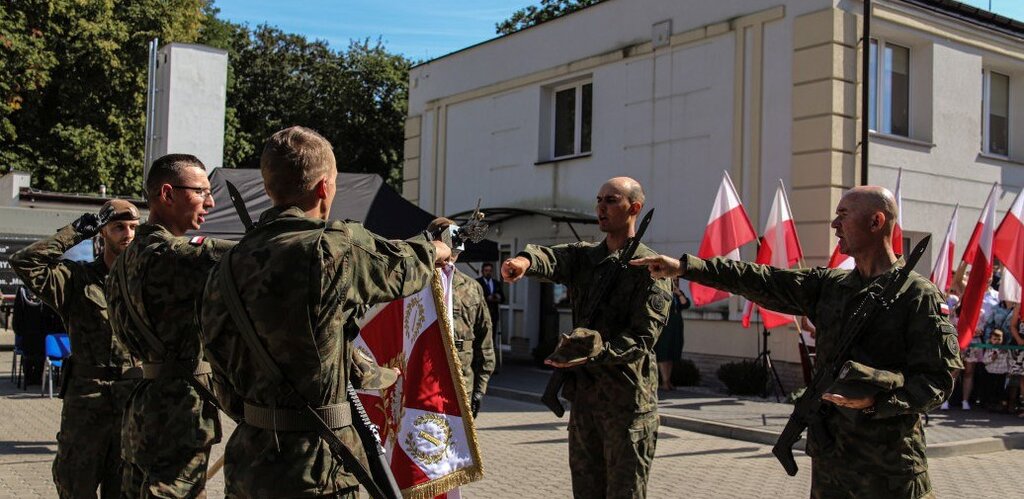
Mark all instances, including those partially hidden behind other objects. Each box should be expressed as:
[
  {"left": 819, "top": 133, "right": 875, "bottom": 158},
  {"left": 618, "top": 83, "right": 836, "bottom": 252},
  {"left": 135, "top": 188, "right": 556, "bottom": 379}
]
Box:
[
  {"left": 1, "top": 0, "right": 412, "bottom": 196},
  {"left": 716, "top": 360, "right": 768, "bottom": 396},
  {"left": 496, "top": 0, "right": 605, "bottom": 35},
  {"left": 670, "top": 358, "right": 701, "bottom": 387}
]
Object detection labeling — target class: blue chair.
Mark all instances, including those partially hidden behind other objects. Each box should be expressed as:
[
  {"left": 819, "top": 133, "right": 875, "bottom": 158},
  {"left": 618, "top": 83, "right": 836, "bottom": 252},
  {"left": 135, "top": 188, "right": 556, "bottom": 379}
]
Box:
[{"left": 42, "top": 333, "right": 70, "bottom": 398}]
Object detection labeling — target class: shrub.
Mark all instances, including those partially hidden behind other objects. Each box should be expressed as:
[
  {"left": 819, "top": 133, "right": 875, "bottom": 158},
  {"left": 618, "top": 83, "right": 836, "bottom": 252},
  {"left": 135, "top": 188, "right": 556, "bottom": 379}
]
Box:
[
  {"left": 671, "top": 358, "right": 701, "bottom": 387},
  {"left": 716, "top": 360, "right": 768, "bottom": 396}
]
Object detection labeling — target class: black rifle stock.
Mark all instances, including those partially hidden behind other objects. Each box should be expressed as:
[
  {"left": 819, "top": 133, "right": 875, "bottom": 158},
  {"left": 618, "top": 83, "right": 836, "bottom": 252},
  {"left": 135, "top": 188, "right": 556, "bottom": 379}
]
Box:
[
  {"left": 541, "top": 209, "right": 655, "bottom": 417},
  {"left": 772, "top": 235, "right": 931, "bottom": 476}
]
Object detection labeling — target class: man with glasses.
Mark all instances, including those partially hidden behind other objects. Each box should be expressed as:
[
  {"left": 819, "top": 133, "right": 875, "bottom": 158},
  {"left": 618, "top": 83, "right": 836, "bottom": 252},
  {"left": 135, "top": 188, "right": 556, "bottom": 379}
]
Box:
[
  {"left": 11, "top": 199, "right": 142, "bottom": 498},
  {"left": 106, "top": 153, "right": 234, "bottom": 498}
]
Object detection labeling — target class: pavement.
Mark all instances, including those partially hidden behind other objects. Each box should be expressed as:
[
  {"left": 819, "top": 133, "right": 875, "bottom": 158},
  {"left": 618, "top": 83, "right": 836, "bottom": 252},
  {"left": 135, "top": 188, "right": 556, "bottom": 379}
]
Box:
[{"left": 486, "top": 360, "right": 1024, "bottom": 457}]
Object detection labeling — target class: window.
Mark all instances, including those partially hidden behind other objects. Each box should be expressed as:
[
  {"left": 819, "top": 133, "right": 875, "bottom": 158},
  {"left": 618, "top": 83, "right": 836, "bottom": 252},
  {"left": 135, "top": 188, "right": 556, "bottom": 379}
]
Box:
[
  {"left": 551, "top": 81, "right": 592, "bottom": 158},
  {"left": 984, "top": 70, "right": 1010, "bottom": 156},
  {"left": 868, "top": 39, "right": 910, "bottom": 137}
]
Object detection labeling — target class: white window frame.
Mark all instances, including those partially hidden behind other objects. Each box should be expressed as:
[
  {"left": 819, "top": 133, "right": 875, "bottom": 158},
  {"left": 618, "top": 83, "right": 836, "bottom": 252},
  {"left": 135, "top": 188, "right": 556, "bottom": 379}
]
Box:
[
  {"left": 550, "top": 80, "right": 592, "bottom": 160},
  {"left": 869, "top": 38, "right": 912, "bottom": 138},
  {"left": 983, "top": 69, "right": 1010, "bottom": 157}
]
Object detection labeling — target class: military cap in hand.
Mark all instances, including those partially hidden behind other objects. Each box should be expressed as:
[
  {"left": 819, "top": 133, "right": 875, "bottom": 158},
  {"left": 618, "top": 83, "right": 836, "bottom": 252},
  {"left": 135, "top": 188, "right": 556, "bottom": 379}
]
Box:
[
  {"left": 546, "top": 327, "right": 604, "bottom": 366},
  {"left": 826, "top": 360, "right": 904, "bottom": 400}
]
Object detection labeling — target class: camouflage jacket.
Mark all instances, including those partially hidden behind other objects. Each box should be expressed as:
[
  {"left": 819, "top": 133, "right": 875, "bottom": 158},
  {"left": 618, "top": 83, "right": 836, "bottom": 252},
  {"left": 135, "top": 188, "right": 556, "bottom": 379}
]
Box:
[
  {"left": 520, "top": 241, "right": 671, "bottom": 413},
  {"left": 452, "top": 270, "right": 495, "bottom": 397},
  {"left": 201, "top": 206, "right": 437, "bottom": 497},
  {"left": 681, "top": 255, "right": 962, "bottom": 475},
  {"left": 11, "top": 224, "right": 135, "bottom": 371},
  {"left": 105, "top": 223, "right": 234, "bottom": 467}
]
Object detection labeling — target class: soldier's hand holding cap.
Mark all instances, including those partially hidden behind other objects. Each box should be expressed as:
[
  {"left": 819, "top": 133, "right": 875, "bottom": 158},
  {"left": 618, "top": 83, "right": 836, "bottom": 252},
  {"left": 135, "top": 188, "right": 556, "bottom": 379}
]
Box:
[
  {"left": 502, "top": 256, "right": 530, "bottom": 283},
  {"left": 545, "top": 327, "right": 603, "bottom": 369},
  {"left": 630, "top": 254, "right": 684, "bottom": 279}
]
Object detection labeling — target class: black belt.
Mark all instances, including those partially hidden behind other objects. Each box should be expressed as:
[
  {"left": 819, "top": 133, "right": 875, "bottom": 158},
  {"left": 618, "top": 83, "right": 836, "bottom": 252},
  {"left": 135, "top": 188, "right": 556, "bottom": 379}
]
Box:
[
  {"left": 243, "top": 401, "right": 352, "bottom": 432},
  {"left": 74, "top": 364, "right": 143, "bottom": 381},
  {"left": 141, "top": 361, "right": 212, "bottom": 380}
]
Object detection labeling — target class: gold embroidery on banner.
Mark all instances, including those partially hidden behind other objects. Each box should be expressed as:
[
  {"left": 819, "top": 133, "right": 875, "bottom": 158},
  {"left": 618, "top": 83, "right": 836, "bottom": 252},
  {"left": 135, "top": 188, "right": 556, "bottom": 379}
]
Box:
[{"left": 404, "top": 413, "right": 455, "bottom": 465}]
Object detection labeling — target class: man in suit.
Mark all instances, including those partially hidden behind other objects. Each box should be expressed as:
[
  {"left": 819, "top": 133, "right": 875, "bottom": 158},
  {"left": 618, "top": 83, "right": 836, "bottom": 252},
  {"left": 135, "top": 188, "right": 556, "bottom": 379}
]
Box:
[{"left": 476, "top": 262, "right": 503, "bottom": 336}]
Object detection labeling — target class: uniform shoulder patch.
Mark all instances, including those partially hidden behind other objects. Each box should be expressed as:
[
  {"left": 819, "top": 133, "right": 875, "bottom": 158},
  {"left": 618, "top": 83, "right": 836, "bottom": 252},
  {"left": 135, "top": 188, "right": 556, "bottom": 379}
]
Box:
[{"left": 188, "top": 236, "right": 205, "bottom": 246}]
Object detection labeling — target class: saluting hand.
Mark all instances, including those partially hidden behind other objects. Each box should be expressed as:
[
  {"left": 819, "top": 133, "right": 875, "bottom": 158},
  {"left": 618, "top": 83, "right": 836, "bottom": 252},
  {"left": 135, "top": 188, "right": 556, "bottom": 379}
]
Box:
[
  {"left": 630, "top": 255, "right": 684, "bottom": 279},
  {"left": 502, "top": 257, "right": 530, "bottom": 283}
]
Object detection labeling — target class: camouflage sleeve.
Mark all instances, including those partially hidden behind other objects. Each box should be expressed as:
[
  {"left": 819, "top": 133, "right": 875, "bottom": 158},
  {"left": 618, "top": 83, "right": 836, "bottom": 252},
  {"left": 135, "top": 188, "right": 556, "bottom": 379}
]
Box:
[
  {"left": 519, "top": 243, "right": 579, "bottom": 284},
  {"left": 345, "top": 223, "right": 437, "bottom": 305},
  {"left": 471, "top": 284, "right": 495, "bottom": 396},
  {"left": 872, "top": 285, "right": 963, "bottom": 419},
  {"left": 9, "top": 225, "right": 85, "bottom": 313},
  {"left": 681, "top": 255, "right": 823, "bottom": 318},
  {"left": 590, "top": 277, "right": 672, "bottom": 366}
]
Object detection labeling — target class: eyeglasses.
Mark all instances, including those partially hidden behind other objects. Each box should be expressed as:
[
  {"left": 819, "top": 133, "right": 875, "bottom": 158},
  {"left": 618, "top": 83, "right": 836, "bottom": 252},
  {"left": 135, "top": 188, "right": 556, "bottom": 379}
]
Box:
[{"left": 171, "top": 185, "right": 213, "bottom": 200}]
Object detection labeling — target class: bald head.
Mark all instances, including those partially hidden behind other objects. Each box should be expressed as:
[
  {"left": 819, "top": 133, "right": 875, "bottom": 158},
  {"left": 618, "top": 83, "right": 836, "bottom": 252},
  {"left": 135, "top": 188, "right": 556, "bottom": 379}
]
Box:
[
  {"left": 843, "top": 186, "right": 898, "bottom": 233},
  {"left": 603, "top": 177, "right": 645, "bottom": 205}
]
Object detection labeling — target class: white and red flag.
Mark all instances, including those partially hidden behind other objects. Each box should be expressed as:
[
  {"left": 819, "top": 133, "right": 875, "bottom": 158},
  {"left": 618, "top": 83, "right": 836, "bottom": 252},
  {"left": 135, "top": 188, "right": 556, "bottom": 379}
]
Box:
[
  {"left": 994, "top": 189, "right": 1024, "bottom": 303},
  {"left": 892, "top": 168, "right": 904, "bottom": 255},
  {"left": 958, "top": 183, "right": 999, "bottom": 350},
  {"left": 930, "top": 204, "right": 959, "bottom": 294},
  {"left": 691, "top": 171, "right": 757, "bottom": 306},
  {"left": 827, "top": 245, "right": 855, "bottom": 270},
  {"left": 355, "top": 272, "right": 483, "bottom": 498},
  {"left": 742, "top": 181, "right": 804, "bottom": 329}
]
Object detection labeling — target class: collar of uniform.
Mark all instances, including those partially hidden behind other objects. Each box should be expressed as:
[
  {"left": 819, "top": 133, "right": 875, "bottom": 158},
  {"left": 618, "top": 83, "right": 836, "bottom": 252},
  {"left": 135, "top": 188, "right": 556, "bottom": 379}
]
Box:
[
  {"left": 257, "top": 205, "right": 307, "bottom": 225},
  {"left": 837, "top": 256, "right": 906, "bottom": 289},
  {"left": 586, "top": 239, "right": 619, "bottom": 265},
  {"left": 136, "top": 222, "right": 170, "bottom": 239}
]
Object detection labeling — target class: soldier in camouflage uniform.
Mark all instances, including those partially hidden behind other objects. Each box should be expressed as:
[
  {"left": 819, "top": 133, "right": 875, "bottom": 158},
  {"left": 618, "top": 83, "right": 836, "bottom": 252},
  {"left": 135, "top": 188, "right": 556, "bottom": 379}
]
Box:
[
  {"left": 11, "top": 199, "right": 142, "bottom": 498},
  {"left": 200, "top": 126, "right": 450, "bottom": 498},
  {"left": 502, "top": 177, "right": 671, "bottom": 499},
  {"left": 105, "top": 154, "right": 235, "bottom": 498},
  {"left": 427, "top": 218, "right": 495, "bottom": 418},
  {"left": 633, "top": 186, "right": 962, "bottom": 499}
]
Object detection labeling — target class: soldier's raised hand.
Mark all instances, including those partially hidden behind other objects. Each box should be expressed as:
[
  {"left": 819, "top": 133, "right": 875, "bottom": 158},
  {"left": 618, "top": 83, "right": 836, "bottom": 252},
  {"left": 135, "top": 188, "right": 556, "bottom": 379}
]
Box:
[
  {"left": 502, "top": 256, "right": 530, "bottom": 283},
  {"left": 630, "top": 255, "right": 684, "bottom": 279},
  {"left": 71, "top": 212, "right": 101, "bottom": 238}
]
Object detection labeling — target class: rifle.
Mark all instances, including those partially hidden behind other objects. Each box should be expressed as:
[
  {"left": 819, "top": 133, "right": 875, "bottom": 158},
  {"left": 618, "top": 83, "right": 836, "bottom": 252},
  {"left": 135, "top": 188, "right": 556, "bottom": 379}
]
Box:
[
  {"left": 772, "top": 235, "right": 931, "bottom": 476},
  {"left": 223, "top": 180, "right": 402, "bottom": 499},
  {"left": 541, "top": 209, "right": 655, "bottom": 417}
]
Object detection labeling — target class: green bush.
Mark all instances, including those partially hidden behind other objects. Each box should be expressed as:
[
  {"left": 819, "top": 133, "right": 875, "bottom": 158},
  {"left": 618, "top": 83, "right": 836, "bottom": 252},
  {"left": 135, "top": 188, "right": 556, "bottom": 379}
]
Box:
[
  {"left": 671, "top": 359, "right": 701, "bottom": 387},
  {"left": 716, "top": 360, "right": 768, "bottom": 396}
]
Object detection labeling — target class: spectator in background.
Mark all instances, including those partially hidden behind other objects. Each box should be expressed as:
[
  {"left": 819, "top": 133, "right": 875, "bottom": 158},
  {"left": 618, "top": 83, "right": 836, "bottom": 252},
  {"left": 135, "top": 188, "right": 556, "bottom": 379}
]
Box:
[
  {"left": 477, "top": 262, "right": 503, "bottom": 336},
  {"left": 958, "top": 270, "right": 1001, "bottom": 410},
  {"left": 1008, "top": 305, "right": 1024, "bottom": 416},
  {"left": 12, "top": 285, "right": 49, "bottom": 386},
  {"left": 981, "top": 328, "right": 1011, "bottom": 410},
  {"left": 654, "top": 279, "right": 690, "bottom": 390}
]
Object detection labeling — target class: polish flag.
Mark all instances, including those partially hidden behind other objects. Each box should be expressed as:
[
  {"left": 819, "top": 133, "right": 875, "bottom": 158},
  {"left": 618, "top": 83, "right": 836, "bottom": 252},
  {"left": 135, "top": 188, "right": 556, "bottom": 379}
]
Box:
[
  {"left": 827, "top": 245, "right": 855, "bottom": 270},
  {"left": 930, "top": 204, "right": 958, "bottom": 294},
  {"left": 691, "top": 171, "right": 758, "bottom": 306},
  {"left": 355, "top": 271, "right": 483, "bottom": 498},
  {"left": 995, "top": 189, "right": 1024, "bottom": 303},
  {"left": 742, "top": 181, "right": 804, "bottom": 329},
  {"left": 957, "top": 183, "right": 999, "bottom": 350},
  {"left": 893, "top": 168, "right": 904, "bottom": 255}
]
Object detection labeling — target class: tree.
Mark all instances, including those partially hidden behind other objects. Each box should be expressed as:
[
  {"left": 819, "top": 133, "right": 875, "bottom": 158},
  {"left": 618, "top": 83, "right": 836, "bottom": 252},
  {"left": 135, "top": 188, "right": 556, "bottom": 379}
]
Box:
[
  {"left": 496, "top": 0, "right": 605, "bottom": 35},
  {"left": 0, "top": 0, "right": 206, "bottom": 196}
]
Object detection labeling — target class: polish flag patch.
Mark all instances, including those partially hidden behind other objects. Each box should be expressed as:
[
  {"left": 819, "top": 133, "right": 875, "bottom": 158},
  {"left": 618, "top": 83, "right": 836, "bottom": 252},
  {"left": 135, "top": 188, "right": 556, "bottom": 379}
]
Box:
[{"left": 188, "top": 236, "right": 206, "bottom": 246}]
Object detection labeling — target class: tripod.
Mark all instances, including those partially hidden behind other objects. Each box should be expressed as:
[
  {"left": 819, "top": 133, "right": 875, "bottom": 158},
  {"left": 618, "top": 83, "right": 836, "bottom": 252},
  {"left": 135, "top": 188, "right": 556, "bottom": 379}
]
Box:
[{"left": 753, "top": 311, "right": 787, "bottom": 402}]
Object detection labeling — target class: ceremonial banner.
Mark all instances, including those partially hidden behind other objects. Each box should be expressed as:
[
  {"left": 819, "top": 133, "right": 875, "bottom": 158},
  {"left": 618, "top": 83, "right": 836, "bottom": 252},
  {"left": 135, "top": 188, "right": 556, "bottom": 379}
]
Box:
[
  {"left": 742, "top": 181, "right": 803, "bottom": 329},
  {"left": 958, "top": 183, "right": 999, "bottom": 350},
  {"left": 355, "top": 272, "right": 483, "bottom": 498},
  {"left": 692, "top": 171, "right": 757, "bottom": 306},
  {"left": 930, "top": 204, "right": 959, "bottom": 294}
]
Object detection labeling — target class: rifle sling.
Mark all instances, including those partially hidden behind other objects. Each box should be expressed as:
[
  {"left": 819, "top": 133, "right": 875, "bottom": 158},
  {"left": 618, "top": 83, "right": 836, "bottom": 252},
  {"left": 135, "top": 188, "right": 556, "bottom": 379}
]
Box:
[{"left": 218, "top": 249, "right": 386, "bottom": 499}]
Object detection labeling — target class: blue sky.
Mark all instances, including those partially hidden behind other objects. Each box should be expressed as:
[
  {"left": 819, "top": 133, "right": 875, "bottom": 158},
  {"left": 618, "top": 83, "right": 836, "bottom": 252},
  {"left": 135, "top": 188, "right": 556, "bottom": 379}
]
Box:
[{"left": 213, "top": 0, "right": 1024, "bottom": 61}]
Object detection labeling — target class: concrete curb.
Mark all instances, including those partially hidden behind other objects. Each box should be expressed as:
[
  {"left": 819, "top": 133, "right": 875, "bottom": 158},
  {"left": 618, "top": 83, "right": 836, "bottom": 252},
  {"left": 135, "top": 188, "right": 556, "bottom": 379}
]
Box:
[{"left": 487, "top": 385, "right": 1024, "bottom": 458}]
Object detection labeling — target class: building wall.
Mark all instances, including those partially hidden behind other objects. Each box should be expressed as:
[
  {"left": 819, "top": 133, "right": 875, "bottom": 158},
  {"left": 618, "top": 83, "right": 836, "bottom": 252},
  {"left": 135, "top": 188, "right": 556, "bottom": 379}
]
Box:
[{"left": 406, "top": 0, "right": 1024, "bottom": 376}]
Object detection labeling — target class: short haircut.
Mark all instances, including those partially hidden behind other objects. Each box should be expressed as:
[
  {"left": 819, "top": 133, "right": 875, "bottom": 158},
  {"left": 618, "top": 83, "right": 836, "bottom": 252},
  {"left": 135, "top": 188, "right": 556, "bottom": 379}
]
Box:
[
  {"left": 260, "top": 126, "right": 336, "bottom": 204},
  {"left": 847, "top": 188, "right": 898, "bottom": 231},
  {"left": 427, "top": 217, "right": 455, "bottom": 235},
  {"left": 625, "top": 180, "right": 645, "bottom": 205},
  {"left": 146, "top": 154, "right": 205, "bottom": 201},
  {"left": 481, "top": 262, "right": 494, "bottom": 270}
]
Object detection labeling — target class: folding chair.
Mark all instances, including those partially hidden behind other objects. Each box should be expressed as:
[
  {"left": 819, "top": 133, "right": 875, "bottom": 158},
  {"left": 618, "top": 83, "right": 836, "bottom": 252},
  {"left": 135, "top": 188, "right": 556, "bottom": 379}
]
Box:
[{"left": 42, "top": 333, "right": 70, "bottom": 398}]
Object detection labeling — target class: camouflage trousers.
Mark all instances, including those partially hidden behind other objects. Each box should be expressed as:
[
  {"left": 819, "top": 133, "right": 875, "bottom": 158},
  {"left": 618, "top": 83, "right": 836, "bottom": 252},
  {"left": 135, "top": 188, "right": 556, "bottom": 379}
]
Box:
[
  {"left": 810, "top": 459, "right": 933, "bottom": 499},
  {"left": 121, "top": 449, "right": 210, "bottom": 499},
  {"left": 567, "top": 408, "right": 658, "bottom": 499},
  {"left": 53, "top": 377, "right": 135, "bottom": 499}
]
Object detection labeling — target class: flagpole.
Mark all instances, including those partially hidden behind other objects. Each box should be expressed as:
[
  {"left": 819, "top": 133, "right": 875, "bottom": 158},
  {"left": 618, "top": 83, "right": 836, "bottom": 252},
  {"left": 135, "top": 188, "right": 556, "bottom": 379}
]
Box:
[{"left": 861, "top": 0, "right": 872, "bottom": 185}]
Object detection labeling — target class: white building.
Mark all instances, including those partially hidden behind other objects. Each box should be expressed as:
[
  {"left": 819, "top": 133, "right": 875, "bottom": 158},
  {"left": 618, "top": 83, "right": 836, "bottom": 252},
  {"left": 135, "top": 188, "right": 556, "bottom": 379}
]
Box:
[{"left": 405, "top": 0, "right": 1024, "bottom": 386}]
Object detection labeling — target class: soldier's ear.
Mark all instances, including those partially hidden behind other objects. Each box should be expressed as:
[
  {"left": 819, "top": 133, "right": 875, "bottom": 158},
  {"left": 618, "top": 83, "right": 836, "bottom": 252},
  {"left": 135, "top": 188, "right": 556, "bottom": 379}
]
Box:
[
  {"left": 314, "top": 177, "right": 330, "bottom": 200},
  {"left": 629, "top": 202, "right": 642, "bottom": 216}
]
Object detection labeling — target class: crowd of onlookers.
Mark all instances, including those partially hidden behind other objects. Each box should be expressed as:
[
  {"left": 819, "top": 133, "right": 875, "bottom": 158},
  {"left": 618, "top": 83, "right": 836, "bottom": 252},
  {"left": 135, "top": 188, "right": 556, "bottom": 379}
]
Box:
[{"left": 944, "top": 267, "right": 1024, "bottom": 416}]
